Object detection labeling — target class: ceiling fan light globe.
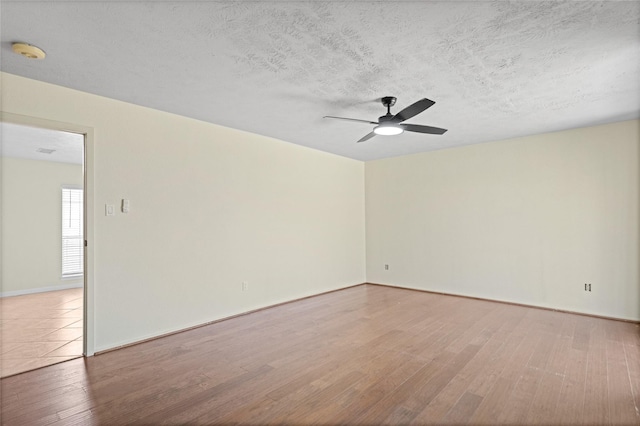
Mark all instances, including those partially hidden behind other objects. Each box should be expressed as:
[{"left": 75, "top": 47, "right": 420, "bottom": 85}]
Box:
[{"left": 373, "top": 125, "right": 403, "bottom": 136}]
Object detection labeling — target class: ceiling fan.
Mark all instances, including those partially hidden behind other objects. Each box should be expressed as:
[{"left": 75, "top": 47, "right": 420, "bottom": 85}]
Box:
[{"left": 324, "top": 96, "right": 447, "bottom": 143}]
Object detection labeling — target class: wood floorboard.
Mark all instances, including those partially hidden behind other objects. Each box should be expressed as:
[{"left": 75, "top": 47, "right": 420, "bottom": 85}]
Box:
[
  {"left": 557, "top": 347, "right": 589, "bottom": 425},
  {"left": 2, "top": 284, "right": 639, "bottom": 425},
  {"left": 354, "top": 356, "right": 450, "bottom": 424},
  {"left": 606, "top": 339, "right": 638, "bottom": 425},
  {"left": 305, "top": 352, "right": 425, "bottom": 424},
  {"left": 440, "top": 390, "right": 484, "bottom": 424},
  {"left": 410, "top": 333, "right": 505, "bottom": 423},
  {"left": 583, "top": 331, "right": 610, "bottom": 424},
  {"left": 496, "top": 366, "right": 543, "bottom": 425}
]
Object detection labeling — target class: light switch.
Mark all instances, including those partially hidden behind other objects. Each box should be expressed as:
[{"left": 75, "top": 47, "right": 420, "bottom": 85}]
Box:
[
  {"left": 122, "top": 199, "right": 130, "bottom": 213},
  {"left": 105, "top": 204, "right": 115, "bottom": 216}
]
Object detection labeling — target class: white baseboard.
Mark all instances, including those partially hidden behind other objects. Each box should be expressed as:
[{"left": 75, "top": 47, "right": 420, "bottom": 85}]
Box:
[{"left": 0, "top": 282, "right": 83, "bottom": 298}]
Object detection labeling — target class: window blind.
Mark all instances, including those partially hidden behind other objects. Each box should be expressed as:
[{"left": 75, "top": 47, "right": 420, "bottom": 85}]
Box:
[{"left": 62, "top": 187, "right": 83, "bottom": 278}]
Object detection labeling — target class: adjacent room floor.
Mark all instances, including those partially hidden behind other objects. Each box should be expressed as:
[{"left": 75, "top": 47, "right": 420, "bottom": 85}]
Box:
[
  {"left": 1, "top": 284, "right": 639, "bottom": 425},
  {"left": 0, "top": 288, "right": 83, "bottom": 378}
]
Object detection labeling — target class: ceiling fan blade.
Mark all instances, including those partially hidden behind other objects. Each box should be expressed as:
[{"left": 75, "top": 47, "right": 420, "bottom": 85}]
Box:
[
  {"left": 391, "top": 98, "right": 435, "bottom": 123},
  {"left": 402, "top": 124, "right": 448, "bottom": 135},
  {"left": 357, "top": 132, "right": 376, "bottom": 143},
  {"left": 324, "top": 116, "right": 378, "bottom": 125}
]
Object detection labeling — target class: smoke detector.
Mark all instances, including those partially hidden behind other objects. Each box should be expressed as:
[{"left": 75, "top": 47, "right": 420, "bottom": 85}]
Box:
[{"left": 12, "top": 42, "right": 46, "bottom": 60}]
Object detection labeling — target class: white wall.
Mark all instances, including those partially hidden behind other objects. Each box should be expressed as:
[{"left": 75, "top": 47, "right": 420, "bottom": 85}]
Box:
[
  {"left": 1, "top": 72, "right": 366, "bottom": 352},
  {"left": 1, "top": 157, "right": 83, "bottom": 295},
  {"left": 366, "top": 120, "right": 639, "bottom": 321}
]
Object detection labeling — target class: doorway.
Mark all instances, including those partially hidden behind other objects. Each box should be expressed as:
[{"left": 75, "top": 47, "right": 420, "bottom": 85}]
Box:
[{"left": 1, "top": 117, "right": 92, "bottom": 377}]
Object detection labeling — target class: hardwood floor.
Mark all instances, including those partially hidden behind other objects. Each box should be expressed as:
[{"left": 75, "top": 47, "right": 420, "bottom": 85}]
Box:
[
  {"left": 1, "top": 284, "right": 639, "bottom": 425},
  {"left": 1, "top": 288, "right": 83, "bottom": 378}
]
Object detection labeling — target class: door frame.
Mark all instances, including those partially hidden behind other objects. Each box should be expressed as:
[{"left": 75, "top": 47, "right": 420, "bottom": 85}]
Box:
[{"left": 1, "top": 112, "right": 95, "bottom": 356}]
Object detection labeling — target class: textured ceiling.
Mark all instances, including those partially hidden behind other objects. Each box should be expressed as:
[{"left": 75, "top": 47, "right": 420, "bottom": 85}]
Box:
[{"left": 1, "top": 1, "right": 639, "bottom": 161}]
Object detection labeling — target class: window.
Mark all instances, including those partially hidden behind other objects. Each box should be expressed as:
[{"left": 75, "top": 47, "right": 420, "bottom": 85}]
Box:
[{"left": 62, "top": 187, "right": 83, "bottom": 278}]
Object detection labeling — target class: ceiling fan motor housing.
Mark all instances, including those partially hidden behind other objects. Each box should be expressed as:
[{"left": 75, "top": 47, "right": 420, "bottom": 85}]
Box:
[
  {"left": 375, "top": 110, "right": 403, "bottom": 135},
  {"left": 378, "top": 113, "right": 395, "bottom": 123}
]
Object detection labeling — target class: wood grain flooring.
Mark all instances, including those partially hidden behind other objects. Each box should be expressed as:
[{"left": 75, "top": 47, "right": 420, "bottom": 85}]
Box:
[{"left": 1, "top": 284, "right": 639, "bottom": 425}]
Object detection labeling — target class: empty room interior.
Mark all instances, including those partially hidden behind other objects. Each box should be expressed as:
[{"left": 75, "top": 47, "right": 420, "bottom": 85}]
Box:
[
  {"left": 1, "top": 123, "right": 85, "bottom": 378},
  {"left": 1, "top": 2, "right": 639, "bottom": 425}
]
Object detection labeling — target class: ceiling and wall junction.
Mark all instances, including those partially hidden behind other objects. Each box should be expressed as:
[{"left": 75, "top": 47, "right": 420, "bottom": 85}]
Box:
[{"left": 2, "top": 1, "right": 638, "bottom": 161}]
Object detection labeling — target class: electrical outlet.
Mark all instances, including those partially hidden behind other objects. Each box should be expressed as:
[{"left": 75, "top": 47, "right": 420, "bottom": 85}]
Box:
[
  {"left": 584, "top": 283, "right": 592, "bottom": 292},
  {"left": 242, "top": 281, "right": 248, "bottom": 291},
  {"left": 384, "top": 264, "right": 389, "bottom": 270}
]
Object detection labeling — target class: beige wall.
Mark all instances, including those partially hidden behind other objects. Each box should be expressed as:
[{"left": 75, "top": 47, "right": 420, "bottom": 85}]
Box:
[
  {"left": 1, "top": 157, "right": 83, "bottom": 295},
  {"left": 366, "top": 120, "right": 640, "bottom": 320},
  {"left": 1, "top": 72, "right": 366, "bottom": 352},
  {"left": 3, "top": 70, "right": 637, "bottom": 354}
]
